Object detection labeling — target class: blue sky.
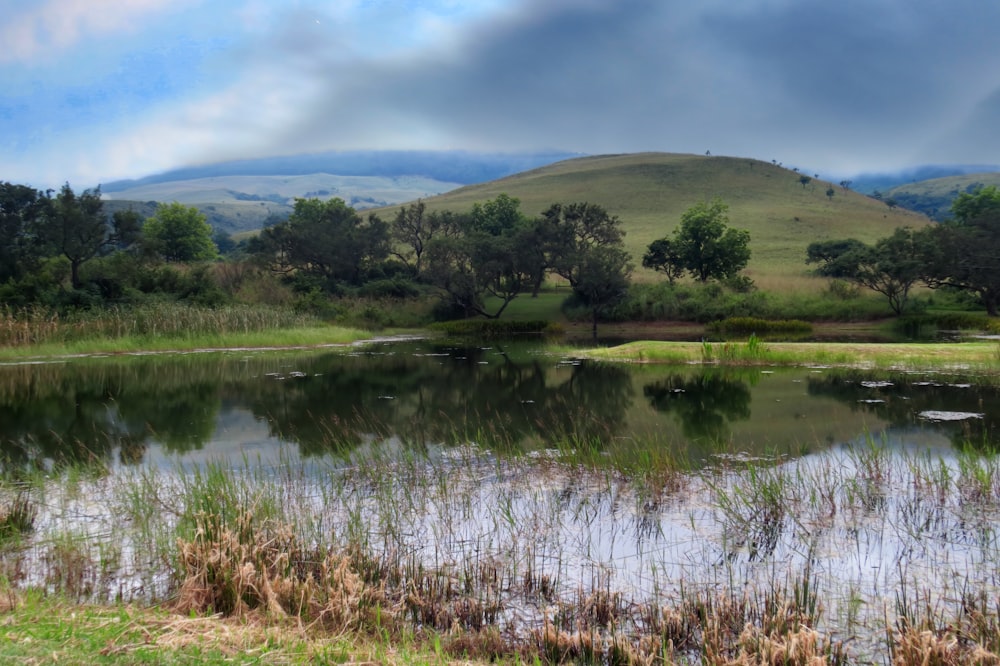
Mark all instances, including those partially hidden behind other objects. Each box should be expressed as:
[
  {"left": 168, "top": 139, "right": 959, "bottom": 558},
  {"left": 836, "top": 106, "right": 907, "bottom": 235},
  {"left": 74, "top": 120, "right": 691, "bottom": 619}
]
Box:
[{"left": 3, "top": 0, "right": 1000, "bottom": 190}]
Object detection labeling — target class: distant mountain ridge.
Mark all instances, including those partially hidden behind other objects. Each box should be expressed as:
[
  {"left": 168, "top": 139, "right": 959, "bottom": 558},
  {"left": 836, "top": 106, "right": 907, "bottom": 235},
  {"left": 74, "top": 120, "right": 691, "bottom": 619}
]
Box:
[
  {"left": 101, "top": 149, "right": 581, "bottom": 191},
  {"left": 848, "top": 164, "right": 1000, "bottom": 195}
]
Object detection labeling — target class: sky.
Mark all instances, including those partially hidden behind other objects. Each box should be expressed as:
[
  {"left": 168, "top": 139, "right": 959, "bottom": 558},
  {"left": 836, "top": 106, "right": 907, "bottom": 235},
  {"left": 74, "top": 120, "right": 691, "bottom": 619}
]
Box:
[{"left": 3, "top": 0, "right": 1000, "bottom": 190}]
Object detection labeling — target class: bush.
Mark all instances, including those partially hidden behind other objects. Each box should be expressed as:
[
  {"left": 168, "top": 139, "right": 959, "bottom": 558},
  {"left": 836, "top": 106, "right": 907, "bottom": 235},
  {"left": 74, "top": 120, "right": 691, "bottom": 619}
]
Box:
[
  {"left": 708, "top": 317, "right": 813, "bottom": 336},
  {"left": 429, "top": 319, "right": 554, "bottom": 337},
  {"left": 355, "top": 277, "right": 421, "bottom": 299}
]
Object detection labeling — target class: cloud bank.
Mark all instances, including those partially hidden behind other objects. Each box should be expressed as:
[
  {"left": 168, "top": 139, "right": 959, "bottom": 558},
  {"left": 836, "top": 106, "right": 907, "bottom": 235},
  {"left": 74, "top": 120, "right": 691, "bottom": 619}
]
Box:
[{"left": 2, "top": 0, "right": 999, "bottom": 188}]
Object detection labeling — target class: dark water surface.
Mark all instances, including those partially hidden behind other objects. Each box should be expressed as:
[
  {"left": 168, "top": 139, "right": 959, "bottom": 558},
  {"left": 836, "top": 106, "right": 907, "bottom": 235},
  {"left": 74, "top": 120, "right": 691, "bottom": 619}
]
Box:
[{"left": 1, "top": 339, "right": 997, "bottom": 472}]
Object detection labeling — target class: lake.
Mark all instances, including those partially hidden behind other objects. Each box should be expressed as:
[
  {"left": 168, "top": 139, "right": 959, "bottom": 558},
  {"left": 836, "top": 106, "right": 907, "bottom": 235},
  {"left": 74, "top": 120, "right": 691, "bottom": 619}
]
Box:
[
  {"left": 1, "top": 339, "right": 996, "bottom": 470},
  {"left": 2, "top": 338, "right": 999, "bottom": 661}
]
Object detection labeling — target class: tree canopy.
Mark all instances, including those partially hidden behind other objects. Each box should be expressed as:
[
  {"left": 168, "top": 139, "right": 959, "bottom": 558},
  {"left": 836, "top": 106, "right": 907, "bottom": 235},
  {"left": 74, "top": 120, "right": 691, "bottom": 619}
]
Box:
[
  {"left": 144, "top": 202, "right": 218, "bottom": 263},
  {"left": 644, "top": 198, "right": 751, "bottom": 283}
]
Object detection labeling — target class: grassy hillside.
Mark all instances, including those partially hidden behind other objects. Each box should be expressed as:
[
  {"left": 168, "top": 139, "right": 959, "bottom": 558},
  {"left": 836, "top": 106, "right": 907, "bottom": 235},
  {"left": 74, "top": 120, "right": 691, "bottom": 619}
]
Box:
[
  {"left": 886, "top": 172, "right": 1000, "bottom": 220},
  {"left": 380, "top": 152, "right": 931, "bottom": 287}
]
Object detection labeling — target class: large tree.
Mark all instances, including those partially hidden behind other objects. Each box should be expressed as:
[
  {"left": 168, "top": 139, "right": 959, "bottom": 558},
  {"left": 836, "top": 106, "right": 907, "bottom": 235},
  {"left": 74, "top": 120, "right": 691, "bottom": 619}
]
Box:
[
  {"left": 423, "top": 195, "right": 538, "bottom": 318},
  {"left": 390, "top": 200, "right": 457, "bottom": 277},
  {"left": 41, "top": 184, "right": 139, "bottom": 289},
  {"left": 0, "top": 182, "right": 45, "bottom": 284},
  {"left": 571, "top": 244, "right": 633, "bottom": 339},
  {"left": 645, "top": 198, "right": 751, "bottom": 282},
  {"left": 922, "top": 186, "right": 1000, "bottom": 316},
  {"left": 144, "top": 202, "right": 218, "bottom": 263},
  {"left": 251, "top": 197, "right": 388, "bottom": 289},
  {"left": 806, "top": 229, "right": 927, "bottom": 315},
  {"left": 543, "top": 202, "right": 626, "bottom": 290}
]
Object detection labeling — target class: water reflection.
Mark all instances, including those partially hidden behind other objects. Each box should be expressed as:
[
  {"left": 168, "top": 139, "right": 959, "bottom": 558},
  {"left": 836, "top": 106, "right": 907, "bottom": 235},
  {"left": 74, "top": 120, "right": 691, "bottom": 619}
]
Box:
[
  {"left": 1, "top": 343, "right": 1000, "bottom": 472},
  {"left": 643, "top": 371, "right": 752, "bottom": 445},
  {"left": 807, "top": 371, "right": 1000, "bottom": 449}
]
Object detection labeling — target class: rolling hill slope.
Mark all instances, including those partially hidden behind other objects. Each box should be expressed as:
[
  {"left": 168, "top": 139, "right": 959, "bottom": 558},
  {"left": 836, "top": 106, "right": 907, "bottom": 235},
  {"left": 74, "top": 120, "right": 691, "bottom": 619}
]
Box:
[
  {"left": 383, "top": 152, "right": 931, "bottom": 285},
  {"left": 885, "top": 172, "right": 1000, "bottom": 221}
]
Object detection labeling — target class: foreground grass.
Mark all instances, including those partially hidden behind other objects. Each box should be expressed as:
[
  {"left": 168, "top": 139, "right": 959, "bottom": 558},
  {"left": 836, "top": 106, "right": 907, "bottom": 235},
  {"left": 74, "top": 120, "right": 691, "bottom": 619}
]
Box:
[
  {"left": 581, "top": 338, "right": 1000, "bottom": 371},
  {"left": 0, "top": 590, "right": 484, "bottom": 665}
]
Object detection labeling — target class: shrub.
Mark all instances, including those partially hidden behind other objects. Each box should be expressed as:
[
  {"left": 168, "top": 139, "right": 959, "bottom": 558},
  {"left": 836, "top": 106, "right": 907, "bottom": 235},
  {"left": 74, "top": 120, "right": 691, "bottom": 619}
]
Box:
[{"left": 708, "top": 317, "right": 813, "bottom": 336}]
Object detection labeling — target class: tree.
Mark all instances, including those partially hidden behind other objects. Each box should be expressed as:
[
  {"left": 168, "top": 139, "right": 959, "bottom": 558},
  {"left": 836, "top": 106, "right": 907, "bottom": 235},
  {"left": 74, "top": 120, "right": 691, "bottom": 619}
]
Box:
[
  {"left": 839, "top": 180, "right": 853, "bottom": 192},
  {"left": 806, "top": 230, "right": 925, "bottom": 315},
  {"left": 144, "top": 202, "right": 218, "bottom": 263},
  {"left": 641, "top": 238, "right": 684, "bottom": 284},
  {"left": 806, "top": 238, "right": 869, "bottom": 278},
  {"left": 798, "top": 175, "right": 812, "bottom": 189},
  {"left": 422, "top": 195, "right": 545, "bottom": 318},
  {"left": 854, "top": 228, "right": 925, "bottom": 315},
  {"left": 572, "top": 244, "right": 632, "bottom": 339},
  {"left": 648, "top": 199, "right": 750, "bottom": 283},
  {"left": 826, "top": 187, "right": 835, "bottom": 201},
  {"left": 542, "top": 202, "right": 626, "bottom": 290},
  {"left": 41, "top": 184, "right": 133, "bottom": 289},
  {"left": 251, "top": 197, "right": 388, "bottom": 288},
  {"left": 922, "top": 186, "right": 1000, "bottom": 316},
  {"left": 390, "top": 200, "right": 455, "bottom": 277},
  {"left": 0, "top": 182, "right": 45, "bottom": 283}
]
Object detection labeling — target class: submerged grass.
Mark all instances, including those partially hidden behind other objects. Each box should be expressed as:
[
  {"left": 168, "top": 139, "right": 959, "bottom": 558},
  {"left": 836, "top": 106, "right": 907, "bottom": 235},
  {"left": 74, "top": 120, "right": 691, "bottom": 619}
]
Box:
[{"left": 6, "top": 430, "right": 1000, "bottom": 663}]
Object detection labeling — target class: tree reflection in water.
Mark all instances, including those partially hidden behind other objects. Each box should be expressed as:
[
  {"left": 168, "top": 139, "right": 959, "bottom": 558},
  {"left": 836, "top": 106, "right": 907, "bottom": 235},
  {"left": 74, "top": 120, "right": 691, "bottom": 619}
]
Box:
[{"left": 643, "top": 371, "right": 752, "bottom": 445}]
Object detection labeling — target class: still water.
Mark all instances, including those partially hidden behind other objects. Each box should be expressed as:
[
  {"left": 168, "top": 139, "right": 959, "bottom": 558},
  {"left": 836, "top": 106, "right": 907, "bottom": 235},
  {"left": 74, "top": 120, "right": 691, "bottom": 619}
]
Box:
[
  {"left": 4, "top": 338, "right": 1000, "bottom": 658},
  {"left": 0, "top": 339, "right": 996, "bottom": 471}
]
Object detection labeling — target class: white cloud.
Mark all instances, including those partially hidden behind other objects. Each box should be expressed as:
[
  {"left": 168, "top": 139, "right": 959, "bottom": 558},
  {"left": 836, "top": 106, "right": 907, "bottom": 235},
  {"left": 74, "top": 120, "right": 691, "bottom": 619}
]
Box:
[{"left": 0, "top": 0, "right": 198, "bottom": 64}]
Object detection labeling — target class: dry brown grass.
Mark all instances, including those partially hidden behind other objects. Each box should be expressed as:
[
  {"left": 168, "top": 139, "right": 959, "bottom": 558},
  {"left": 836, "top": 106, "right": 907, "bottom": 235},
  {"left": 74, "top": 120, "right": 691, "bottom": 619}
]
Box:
[{"left": 891, "top": 623, "right": 1000, "bottom": 666}]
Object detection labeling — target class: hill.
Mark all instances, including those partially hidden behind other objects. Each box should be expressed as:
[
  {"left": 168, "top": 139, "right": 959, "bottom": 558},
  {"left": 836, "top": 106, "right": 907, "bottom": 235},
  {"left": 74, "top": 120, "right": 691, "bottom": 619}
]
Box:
[
  {"left": 885, "top": 172, "right": 1000, "bottom": 221},
  {"left": 376, "top": 152, "right": 931, "bottom": 286},
  {"left": 102, "top": 173, "right": 464, "bottom": 234}
]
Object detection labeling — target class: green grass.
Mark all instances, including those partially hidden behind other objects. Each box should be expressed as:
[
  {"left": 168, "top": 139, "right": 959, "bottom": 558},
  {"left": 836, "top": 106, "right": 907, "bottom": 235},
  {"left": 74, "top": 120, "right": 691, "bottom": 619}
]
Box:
[
  {"left": 0, "top": 589, "right": 478, "bottom": 665},
  {"left": 374, "top": 153, "right": 930, "bottom": 289},
  {"left": 581, "top": 339, "right": 1000, "bottom": 371},
  {"left": 0, "top": 325, "right": 376, "bottom": 361}
]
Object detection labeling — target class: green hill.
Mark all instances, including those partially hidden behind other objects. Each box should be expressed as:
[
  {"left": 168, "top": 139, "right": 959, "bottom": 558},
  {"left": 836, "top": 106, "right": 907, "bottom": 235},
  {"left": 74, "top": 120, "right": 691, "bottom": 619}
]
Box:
[
  {"left": 376, "top": 152, "right": 930, "bottom": 288},
  {"left": 885, "top": 172, "right": 1000, "bottom": 221}
]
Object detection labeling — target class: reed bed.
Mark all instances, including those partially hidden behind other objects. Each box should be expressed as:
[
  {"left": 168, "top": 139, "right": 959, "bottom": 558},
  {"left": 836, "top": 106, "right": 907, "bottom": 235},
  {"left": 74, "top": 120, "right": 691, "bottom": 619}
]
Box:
[
  {"left": 0, "top": 303, "right": 322, "bottom": 348},
  {"left": 4, "top": 436, "right": 1000, "bottom": 663}
]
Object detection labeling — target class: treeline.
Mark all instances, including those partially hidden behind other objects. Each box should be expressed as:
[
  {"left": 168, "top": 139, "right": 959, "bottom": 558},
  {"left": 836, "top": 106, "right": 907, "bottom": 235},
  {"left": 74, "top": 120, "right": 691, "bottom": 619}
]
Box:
[
  {"left": 1, "top": 182, "right": 222, "bottom": 309},
  {"left": 806, "top": 185, "right": 1000, "bottom": 316},
  {"left": 247, "top": 194, "right": 633, "bottom": 333},
  {"left": 0, "top": 181, "right": 637, "bottom": 332}
]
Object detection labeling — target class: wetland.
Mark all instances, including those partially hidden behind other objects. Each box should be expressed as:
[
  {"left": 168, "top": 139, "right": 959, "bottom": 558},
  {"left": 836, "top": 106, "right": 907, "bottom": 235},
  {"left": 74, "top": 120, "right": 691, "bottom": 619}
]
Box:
[{"left": 2, "top": 338, "right": 1000, "bottom": 663}]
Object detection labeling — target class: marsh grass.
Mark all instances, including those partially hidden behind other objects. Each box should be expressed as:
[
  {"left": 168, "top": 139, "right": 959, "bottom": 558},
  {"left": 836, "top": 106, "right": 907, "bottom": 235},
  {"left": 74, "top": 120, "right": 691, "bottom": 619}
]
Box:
[
  {"left": 0, "top": 489, "right": 36, "bottom": 541},
  {"left": 8, "top": 431, "right": 1000, "bottom": 663},
  {"left": 0, "top": 303, "right": 374, "bottom": 358}
]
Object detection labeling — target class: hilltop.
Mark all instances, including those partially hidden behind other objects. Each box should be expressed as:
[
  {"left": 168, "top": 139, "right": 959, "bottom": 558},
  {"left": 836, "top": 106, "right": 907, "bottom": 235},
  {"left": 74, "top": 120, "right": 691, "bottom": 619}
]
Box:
[{"left": 378, "top": 152, "right": 931, "bottom": 285}]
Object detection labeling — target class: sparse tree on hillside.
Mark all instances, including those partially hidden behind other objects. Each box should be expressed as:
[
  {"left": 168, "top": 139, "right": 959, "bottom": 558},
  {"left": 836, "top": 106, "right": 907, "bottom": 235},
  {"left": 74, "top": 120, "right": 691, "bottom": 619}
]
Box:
[
  {"left": 798, "top": 175, "right": 812, "bottom": 189},
  {"left": 826, "top": 187, "right": 836, "bottom": 201},
  {"left": 840, "top": 180, "right": 853, "bottom": 192}
]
